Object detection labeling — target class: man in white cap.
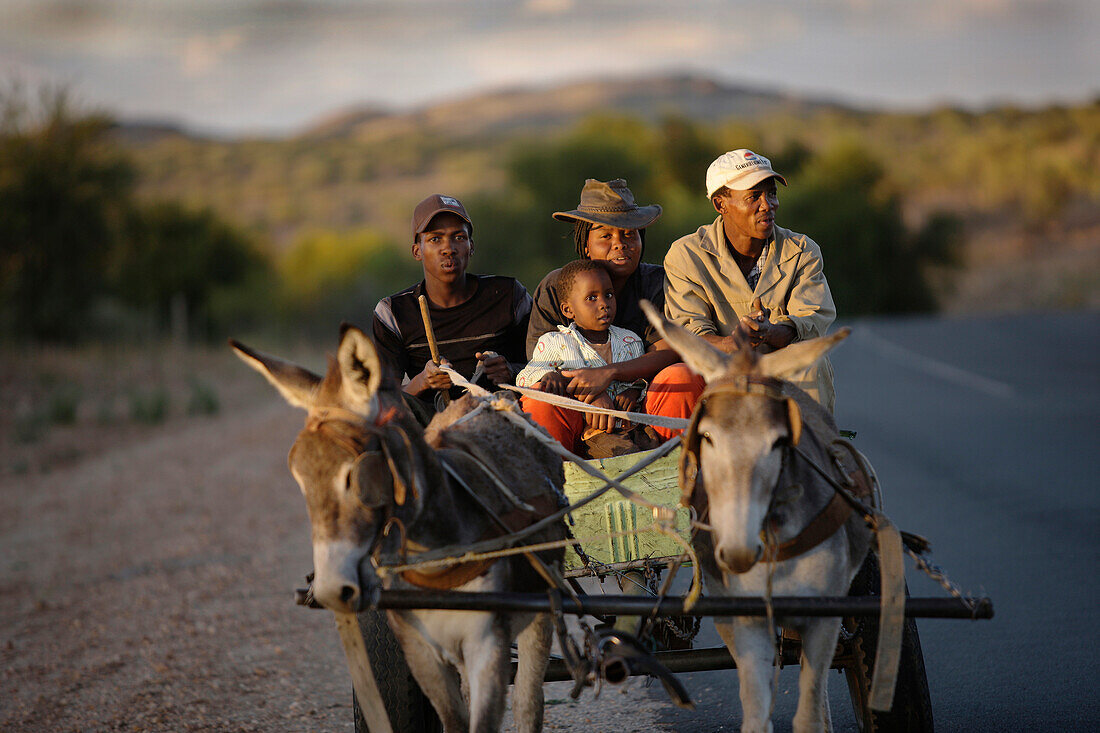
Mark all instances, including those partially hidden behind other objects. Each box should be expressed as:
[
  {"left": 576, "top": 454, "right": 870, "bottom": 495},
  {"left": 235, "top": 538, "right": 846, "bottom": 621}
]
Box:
[{"left": 663, "top": 149, "right": 837, "bottom": 411}]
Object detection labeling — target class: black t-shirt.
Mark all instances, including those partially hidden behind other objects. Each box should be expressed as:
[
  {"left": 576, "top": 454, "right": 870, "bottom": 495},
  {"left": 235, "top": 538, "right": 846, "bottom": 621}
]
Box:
[
  {"left": 525, "top": 262, "right": 666, "bottom": 359},
  {"left": 372, "top": 275, "right": 532, "bottom": 404}
]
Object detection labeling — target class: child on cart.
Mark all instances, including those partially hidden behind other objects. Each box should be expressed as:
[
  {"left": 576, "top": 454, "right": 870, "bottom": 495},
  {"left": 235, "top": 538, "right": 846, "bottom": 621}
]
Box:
[{"left": 517, "top": 259, "right": 655, "bottom": 457}]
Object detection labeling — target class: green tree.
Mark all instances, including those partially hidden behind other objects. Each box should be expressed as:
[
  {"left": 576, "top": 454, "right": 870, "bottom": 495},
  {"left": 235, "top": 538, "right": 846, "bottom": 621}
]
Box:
[
  {"left": 654, "top": 115, "right": 715, "bottom": 191},
  {"left": 470, "top": 114, "right": 660, "bottom": 289},
  {"left": 0, "top": 88, "right": 134, "bottom": 338},
  {"left": 781, "top": 142, "right": 957, "bottom": 314},
  {"left": 110, "top": 201, "right": 271, "bottom": 336},
  {"left": 277, "top": 228, "right": 417, "bottom": 331}
]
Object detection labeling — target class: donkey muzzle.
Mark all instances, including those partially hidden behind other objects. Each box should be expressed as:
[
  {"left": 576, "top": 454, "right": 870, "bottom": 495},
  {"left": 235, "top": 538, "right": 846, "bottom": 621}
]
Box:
[
  {"left": 716, "top": 543, "right": 763, "bottom": 575},
  {"left": 311, "top": 539, "right": 374, "bottom": 613}
]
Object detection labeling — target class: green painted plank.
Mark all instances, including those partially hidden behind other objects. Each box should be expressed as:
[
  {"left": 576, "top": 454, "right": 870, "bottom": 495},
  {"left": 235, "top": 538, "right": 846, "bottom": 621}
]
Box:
[{"left": 561, "top": 446, "right": 691, "bottom": 569}]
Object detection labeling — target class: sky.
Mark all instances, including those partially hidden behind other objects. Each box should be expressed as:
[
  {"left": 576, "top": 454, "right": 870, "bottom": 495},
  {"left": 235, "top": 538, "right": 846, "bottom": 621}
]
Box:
[{"left": 1, "top": 0, "right": 1097, "bottom": 136}]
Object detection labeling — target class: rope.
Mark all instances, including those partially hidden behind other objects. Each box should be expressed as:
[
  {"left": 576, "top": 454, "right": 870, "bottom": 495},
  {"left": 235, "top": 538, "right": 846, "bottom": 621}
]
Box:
[
  {"left": 376, "top": 436, "right": 683, "bottom": 569},
  {"left": 437, "top": 364, "right": 976, "bottom": 625},
  {"left": 439, "top": 363, "right": 684, "bottom": 517},
  {"left": 762, "top": 522, "right": 780, "bottom": 721},
  {"left": 500, "top": 383, "right": 692, "bottom": 431},
  {"left": 375, "top": 522, "right": 676, "bottom": 578}
]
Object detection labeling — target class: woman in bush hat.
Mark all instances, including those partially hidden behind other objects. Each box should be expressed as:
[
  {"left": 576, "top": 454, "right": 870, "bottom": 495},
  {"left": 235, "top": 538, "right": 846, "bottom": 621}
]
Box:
[{"left": 524, "top": 178, "right": 703, "bottom": 445}]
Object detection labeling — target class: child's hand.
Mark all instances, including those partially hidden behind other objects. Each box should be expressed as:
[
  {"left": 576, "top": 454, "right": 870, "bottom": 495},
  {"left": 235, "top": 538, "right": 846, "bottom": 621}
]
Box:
[
  {"left": 536, "top": 370, "right": 570, "bottom": 396},
  {"left": 584, "top": 393, "right": 616, "bottom": 433},
  {"left": 561, "top": 365, "right": 616, "bottom": 401}
]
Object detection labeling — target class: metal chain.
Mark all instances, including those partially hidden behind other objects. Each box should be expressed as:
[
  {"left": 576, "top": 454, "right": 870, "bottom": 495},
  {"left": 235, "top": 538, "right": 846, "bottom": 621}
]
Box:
[
  {"left": 635, "top": 564, "right": 700, "bottom": 644},
  {"left": 660, "top": 611, "right": 701, "bottom": 642},
  {"left": 904, "top": 546, "right": 978, "bottom": 613}
]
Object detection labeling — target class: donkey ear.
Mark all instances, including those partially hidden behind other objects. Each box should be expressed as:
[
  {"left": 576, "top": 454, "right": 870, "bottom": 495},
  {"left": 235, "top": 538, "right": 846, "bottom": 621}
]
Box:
[
  {"left": 230, "top": 339, "right": 321, "bottom": 410},
  {"left": 337, "top": 325, "right": 383, "bottom": 413},
  {"left": 758, "top": 328, "right": 850, "bottom": 380},
  {"left": 640, "top": 300, "right": 730, "bottom": 382}
]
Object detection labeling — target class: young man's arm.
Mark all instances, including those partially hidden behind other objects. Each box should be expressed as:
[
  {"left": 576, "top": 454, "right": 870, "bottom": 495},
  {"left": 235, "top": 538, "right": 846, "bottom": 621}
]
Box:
[
  {"left": 480, "top": 279, "right": 533, "bottom": 385},
  {"left": 777, "top": 236, "right": 835, "bottom": 341},
  {"left": 372, "top": 298, "right": 451, "bottom": 396}
]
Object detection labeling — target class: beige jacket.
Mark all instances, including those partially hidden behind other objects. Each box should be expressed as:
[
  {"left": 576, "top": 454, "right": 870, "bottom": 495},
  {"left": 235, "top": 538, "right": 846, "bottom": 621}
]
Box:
[{"left": 664, "top": 218, "right": 837, "bottom": 411}]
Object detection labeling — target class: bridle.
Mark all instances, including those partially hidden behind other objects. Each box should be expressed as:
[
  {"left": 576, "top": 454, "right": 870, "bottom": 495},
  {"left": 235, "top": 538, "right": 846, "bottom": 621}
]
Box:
[
  {"left": 303, "top": 403, "right": 557, "bottom": 590},
  {"left": 678, "top": 373, "right": 870, "bottom": 564},
  {"left": 678, "top": 374, "right": 802, "bottom": 511},
  {"left": 302, "top": 404, "right": 422, "bottom": 556}
]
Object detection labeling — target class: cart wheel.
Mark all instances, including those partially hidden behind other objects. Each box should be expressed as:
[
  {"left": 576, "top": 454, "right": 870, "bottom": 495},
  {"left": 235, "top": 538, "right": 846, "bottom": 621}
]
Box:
[
  {"left": 352, "top": 609, "right": 443, "bottom": 733},
  {"left": 843, "top": 552, "right": 934, "bottom": 733}
]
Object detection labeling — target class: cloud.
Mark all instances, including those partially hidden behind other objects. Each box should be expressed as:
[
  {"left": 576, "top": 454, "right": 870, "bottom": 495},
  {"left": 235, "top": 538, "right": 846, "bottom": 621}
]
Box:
[
  {"left": 0, "top": 0, "right": 1095, "bottom": 134},
  {"left": 523, "top": 0, "right": 574, "bottom": 16},
  {"left": 179, "top": 31, "right": 244, "bottom": 77}
]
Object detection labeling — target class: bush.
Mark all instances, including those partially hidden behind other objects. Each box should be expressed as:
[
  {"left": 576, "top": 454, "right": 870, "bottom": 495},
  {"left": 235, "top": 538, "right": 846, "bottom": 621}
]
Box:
[
  {"left": 110, "top": 201, "right": 272, "bottom": 339},
  {"left": 46, "top": 384, "right": 81, "bottom": 425},
  {"left": 276, "top": 227, "right": 416, "bottom": 330},
  {"left": 128, "top": 387, "right": 170, "bottom": 424},
  {"left": 0, "top": 86, "right": 134, "bottom": 339},
  {"left": 13, "top": 411, "right": 47, "bottom": 444},
  {"left": 186, "top": 378, "right": 220, "bottom": 416}
]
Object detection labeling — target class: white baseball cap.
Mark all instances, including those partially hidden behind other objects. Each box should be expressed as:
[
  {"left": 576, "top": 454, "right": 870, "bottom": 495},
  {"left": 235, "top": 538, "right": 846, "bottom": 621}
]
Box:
[{"left": 705, "top": 149, "right": 787, "bottom": 198}]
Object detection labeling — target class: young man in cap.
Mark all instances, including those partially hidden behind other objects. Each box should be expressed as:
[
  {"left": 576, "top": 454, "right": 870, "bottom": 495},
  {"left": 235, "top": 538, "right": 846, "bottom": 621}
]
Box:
[
  {"left": 372, "top": 194, "right": 532, "bottom": 412},
  {"left": 664, "top": 149, "right": 838, "bottom": 411}
]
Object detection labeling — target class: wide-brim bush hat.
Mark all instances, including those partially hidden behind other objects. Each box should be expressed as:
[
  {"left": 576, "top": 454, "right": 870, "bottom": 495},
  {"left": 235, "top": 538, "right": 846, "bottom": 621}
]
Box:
[{"left": 553, "top": 178, "right": 662, "bottom": 229}]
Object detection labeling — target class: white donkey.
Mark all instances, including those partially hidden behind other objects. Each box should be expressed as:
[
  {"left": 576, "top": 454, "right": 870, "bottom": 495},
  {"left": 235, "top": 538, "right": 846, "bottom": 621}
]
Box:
[
  {"left": 232, "top": 325, "right": 566, "bottom": 733},
  {"left": 643, "top": 302, "right": 872, "bottom": 733}
]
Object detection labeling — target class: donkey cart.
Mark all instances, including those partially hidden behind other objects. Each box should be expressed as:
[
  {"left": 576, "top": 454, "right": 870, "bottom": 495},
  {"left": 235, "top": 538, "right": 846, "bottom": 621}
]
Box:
[
  {"left": 233, "top": 323, "right": 992, "bottom": 733},
  {"left": 303, "top": 442, "right": 992, "bottom": 733}
]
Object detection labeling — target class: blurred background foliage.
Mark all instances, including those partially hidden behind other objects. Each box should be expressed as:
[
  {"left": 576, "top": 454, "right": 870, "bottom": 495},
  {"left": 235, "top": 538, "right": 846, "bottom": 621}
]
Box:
[{"left": 2, "top": 83, "right": 1096, "bottom": 343}]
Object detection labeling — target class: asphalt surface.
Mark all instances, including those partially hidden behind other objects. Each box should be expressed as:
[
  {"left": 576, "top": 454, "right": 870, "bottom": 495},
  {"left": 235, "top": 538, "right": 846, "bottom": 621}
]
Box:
[{"left": 653, "top": 312, "right": 1100, "bottom": 732}]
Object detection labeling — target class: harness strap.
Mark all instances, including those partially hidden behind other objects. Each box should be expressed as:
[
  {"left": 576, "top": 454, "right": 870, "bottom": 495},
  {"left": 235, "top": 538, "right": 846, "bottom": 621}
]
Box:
[
  {"left": 869, "top": 515, "right": 906, "bottom": 711},
  {"left": 766, "top": 491, "right": 852, "bottom": 562},
  {"left": 401, "top": 558, "right": 499, "bottom": 590},
  {"left": 765, "top": 442, "right": 875, "bottom": 561},
  {"left": 399, "top": 459, "right": 561, "bottom": 591}
]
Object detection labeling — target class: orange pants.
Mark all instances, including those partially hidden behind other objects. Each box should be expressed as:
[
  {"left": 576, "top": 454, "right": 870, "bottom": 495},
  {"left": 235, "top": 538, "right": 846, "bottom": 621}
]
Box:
[{"left": 520, "top": 363, "right": 705, "bottom": 453}]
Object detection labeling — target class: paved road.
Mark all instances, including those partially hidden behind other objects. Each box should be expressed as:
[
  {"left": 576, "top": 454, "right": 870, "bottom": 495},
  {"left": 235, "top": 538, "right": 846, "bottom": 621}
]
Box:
[{"left": 654, "top": 312, "right": 1100, "bottom": 732}]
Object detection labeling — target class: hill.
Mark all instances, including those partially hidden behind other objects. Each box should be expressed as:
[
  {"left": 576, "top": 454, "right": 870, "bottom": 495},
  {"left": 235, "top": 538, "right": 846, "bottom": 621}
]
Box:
[
  {"left": 113, "top": 74, "right": 1100, "bottom": 314},
  {"left": 294, "top": 73, "right": 844, "bottom": 142}
]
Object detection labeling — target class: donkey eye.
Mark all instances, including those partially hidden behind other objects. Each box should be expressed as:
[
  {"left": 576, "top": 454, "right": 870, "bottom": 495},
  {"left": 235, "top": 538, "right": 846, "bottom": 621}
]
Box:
[{"left": 701, "top": 431, "right": 713, "bottom": 444}]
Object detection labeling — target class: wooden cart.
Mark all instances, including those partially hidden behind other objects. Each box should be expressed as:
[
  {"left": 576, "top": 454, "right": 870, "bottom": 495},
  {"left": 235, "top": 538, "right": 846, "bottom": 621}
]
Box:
[{"left": 301, "top": 444, "right": 992, "bottom": 733}]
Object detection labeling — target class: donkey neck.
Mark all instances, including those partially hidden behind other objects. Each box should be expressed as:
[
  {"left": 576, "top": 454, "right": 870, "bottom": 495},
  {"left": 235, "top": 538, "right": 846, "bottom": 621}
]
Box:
[{"left": 398, "top": 465, "right": 498, "bottom": 553}]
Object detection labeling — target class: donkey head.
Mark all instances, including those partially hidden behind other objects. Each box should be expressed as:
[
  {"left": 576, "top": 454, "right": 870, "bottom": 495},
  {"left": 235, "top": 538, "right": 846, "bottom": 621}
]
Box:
[
  {"left": 231, "top": 325, "right": 437, "bottom": 612},
  {"left": 641, "top": 301, "right": 848, "bottom": 574}
]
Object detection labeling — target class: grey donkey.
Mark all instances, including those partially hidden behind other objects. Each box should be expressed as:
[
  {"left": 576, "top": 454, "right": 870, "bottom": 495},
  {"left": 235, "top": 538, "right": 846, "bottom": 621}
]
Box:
[
  {"left": 232, "top": 325, "right": 567, "bottom": 733},
  {"left": 643, "top": 301, "right": 872, "bottom": 733}
]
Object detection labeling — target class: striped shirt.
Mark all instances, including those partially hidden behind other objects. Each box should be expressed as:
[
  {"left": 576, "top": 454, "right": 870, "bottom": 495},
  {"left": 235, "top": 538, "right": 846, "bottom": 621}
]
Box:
[{"left": 516, "top": 323, "right": 646, "bottom": 398}]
